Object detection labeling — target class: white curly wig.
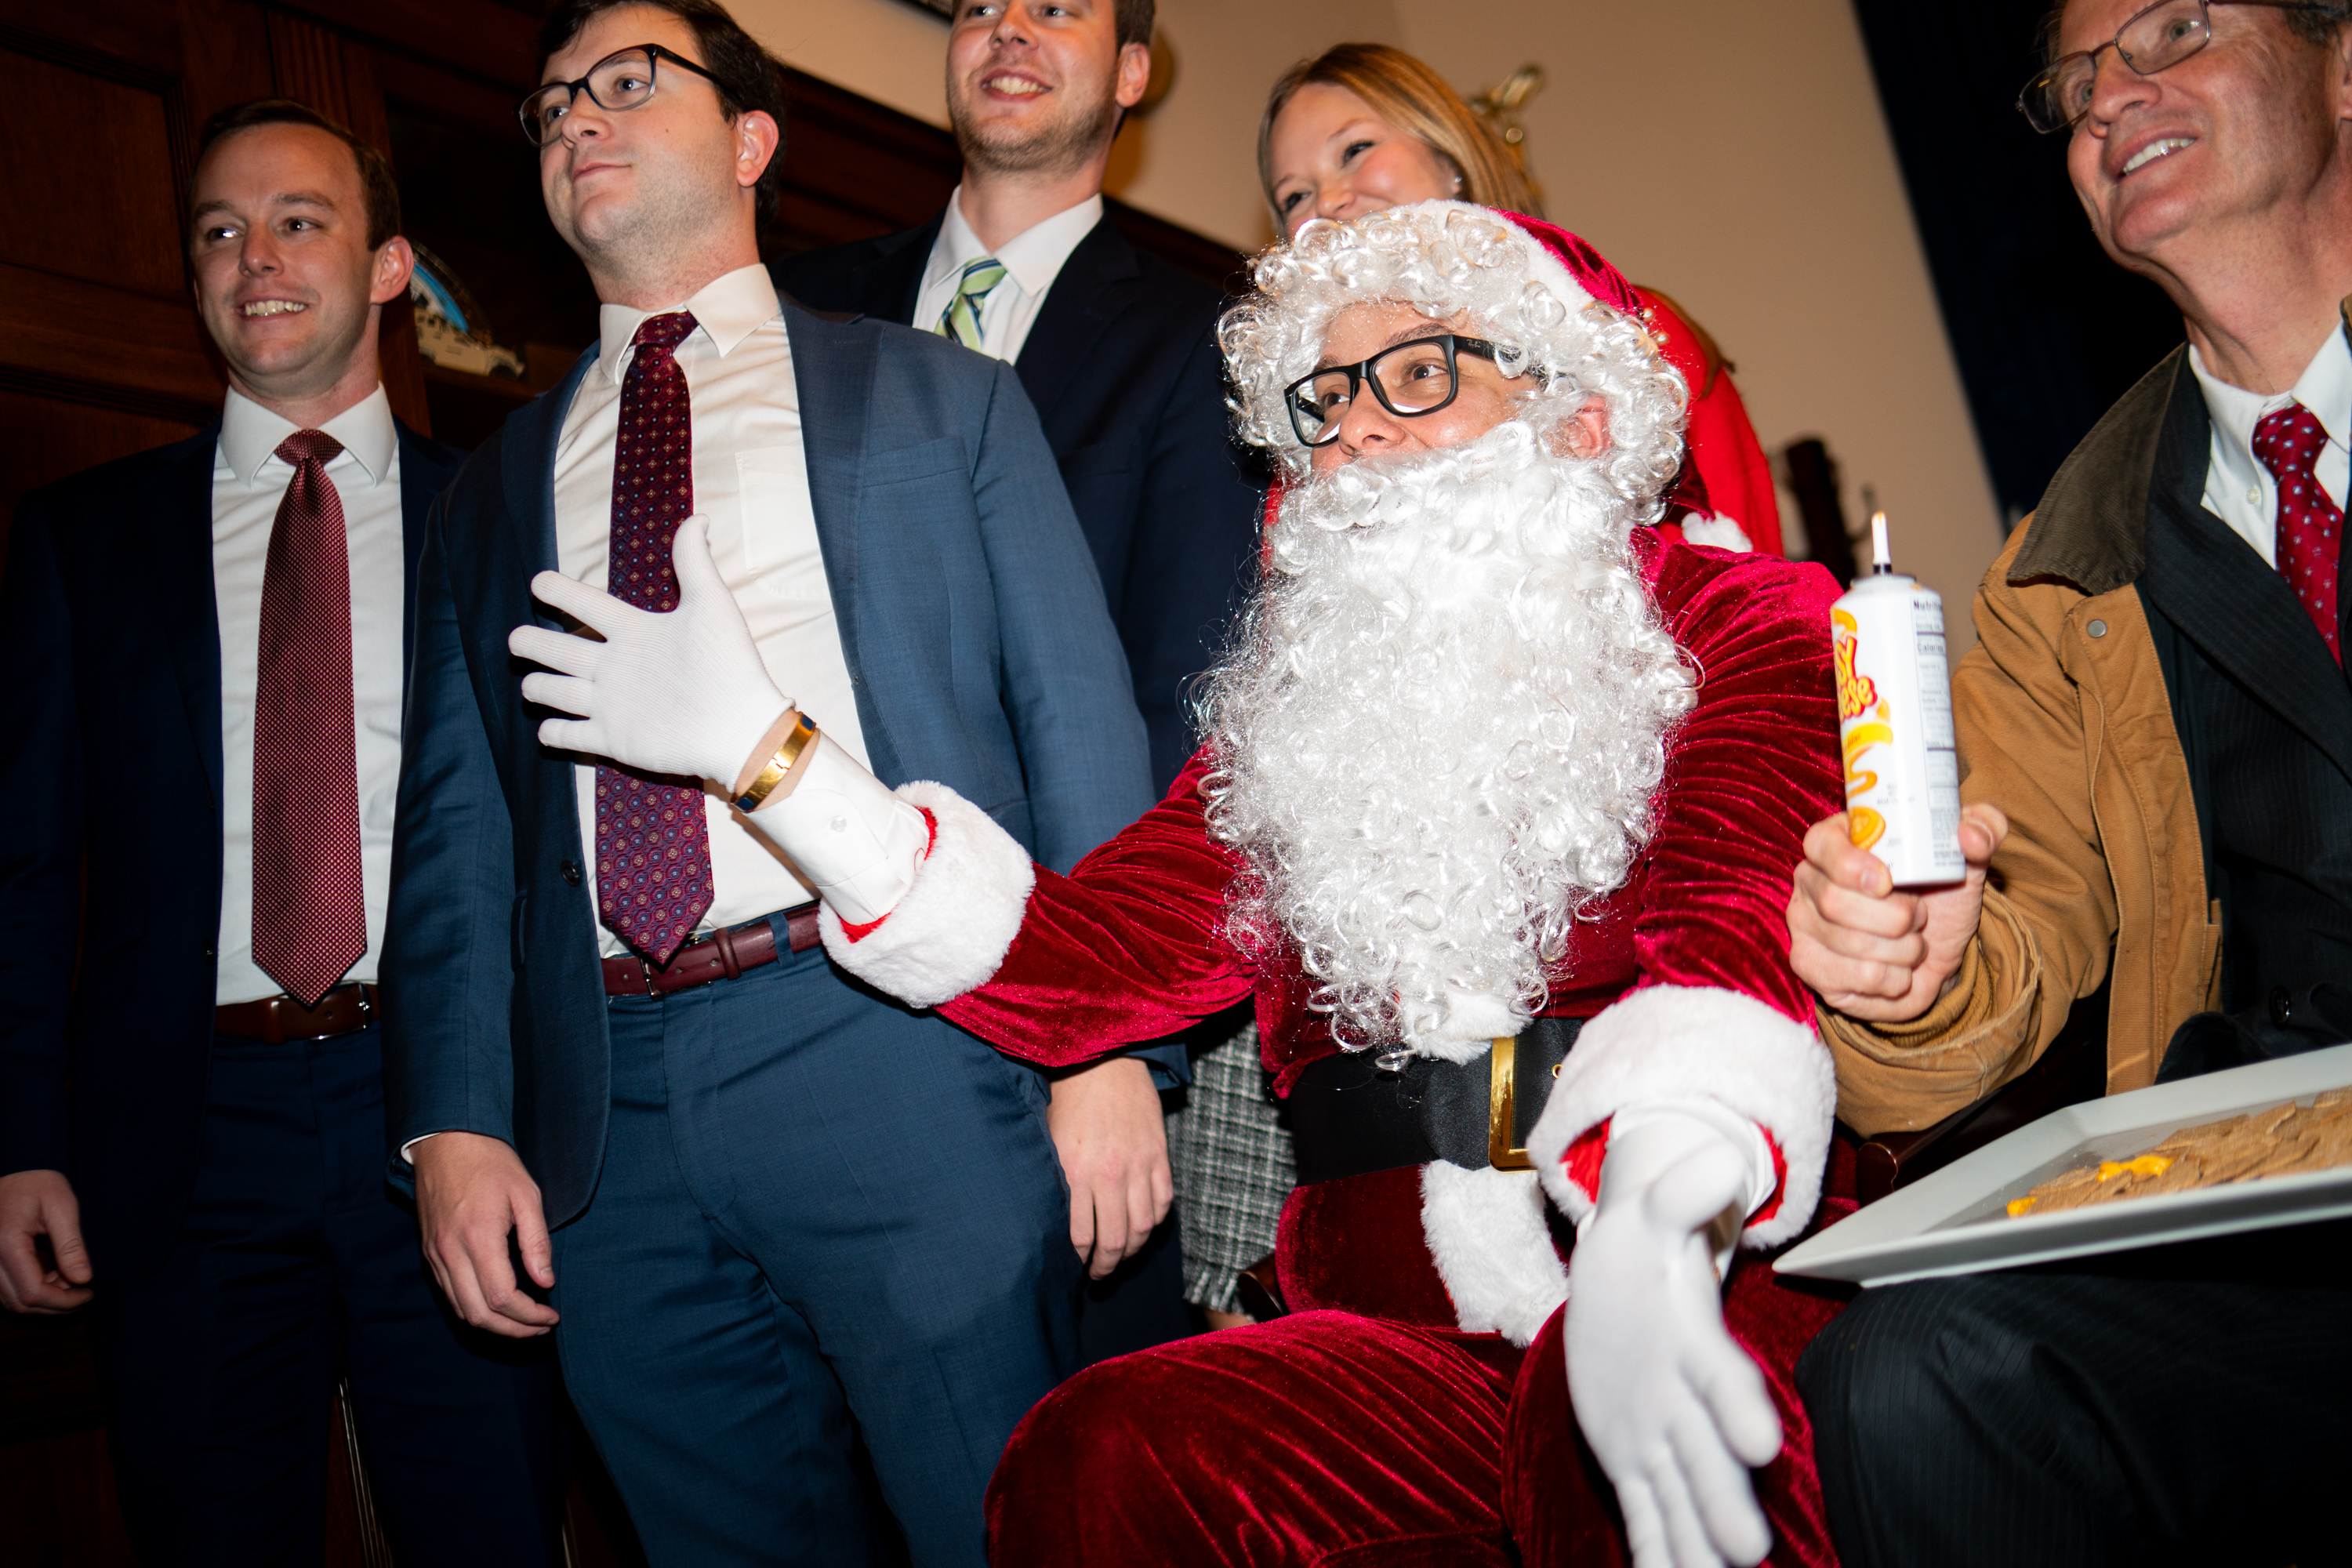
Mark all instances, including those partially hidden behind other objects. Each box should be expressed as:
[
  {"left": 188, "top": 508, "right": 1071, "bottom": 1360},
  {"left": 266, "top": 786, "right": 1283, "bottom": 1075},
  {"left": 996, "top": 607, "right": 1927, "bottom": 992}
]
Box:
[{"left": 1219, "top": 200, "right": 1690, "bottom": 515}]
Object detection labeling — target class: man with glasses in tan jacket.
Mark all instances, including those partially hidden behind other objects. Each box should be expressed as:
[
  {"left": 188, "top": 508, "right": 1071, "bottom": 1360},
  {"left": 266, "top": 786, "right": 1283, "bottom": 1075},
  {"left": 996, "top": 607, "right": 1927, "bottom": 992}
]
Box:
[{"left": 1786, "top": 1, "right": 2352, "bottom": 1561}]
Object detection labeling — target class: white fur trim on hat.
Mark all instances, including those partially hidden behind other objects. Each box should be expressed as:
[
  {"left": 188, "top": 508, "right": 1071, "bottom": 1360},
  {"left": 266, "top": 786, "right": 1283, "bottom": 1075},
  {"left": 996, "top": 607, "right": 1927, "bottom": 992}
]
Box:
[
  {"left": 1679, "top": 514, "right": 1754, "bottom": 554},
  {"left": 817, "top": 781, "right": 1035, "bottom": 1009},
  {"left": 1526, "top": 985, "right": 1835, "bottom": 1249},
  {"left": 1420, "top": 1161, "right": 1570, "bottom": 1347}
]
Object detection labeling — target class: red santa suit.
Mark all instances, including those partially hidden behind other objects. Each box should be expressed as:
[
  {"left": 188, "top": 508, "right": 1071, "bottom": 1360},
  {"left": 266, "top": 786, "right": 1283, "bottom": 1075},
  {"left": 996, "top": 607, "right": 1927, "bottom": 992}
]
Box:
[{"left": 822, "top": 526, "right": 1853, "bottom": 1567}]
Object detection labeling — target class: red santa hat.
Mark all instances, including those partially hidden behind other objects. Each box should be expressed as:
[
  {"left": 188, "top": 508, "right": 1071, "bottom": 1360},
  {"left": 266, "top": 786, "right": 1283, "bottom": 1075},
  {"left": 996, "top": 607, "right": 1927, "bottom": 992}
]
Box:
[{"left": 1489, "top": 209, "right": 1716, "bottom": 524}]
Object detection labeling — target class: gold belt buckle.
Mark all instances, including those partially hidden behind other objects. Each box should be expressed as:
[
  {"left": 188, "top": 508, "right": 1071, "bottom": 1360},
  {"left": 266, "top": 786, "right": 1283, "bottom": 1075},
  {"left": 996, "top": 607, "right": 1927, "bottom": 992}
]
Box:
[{"left": 1487, "top": 1033, "right": 1534, "bottom": 1171}]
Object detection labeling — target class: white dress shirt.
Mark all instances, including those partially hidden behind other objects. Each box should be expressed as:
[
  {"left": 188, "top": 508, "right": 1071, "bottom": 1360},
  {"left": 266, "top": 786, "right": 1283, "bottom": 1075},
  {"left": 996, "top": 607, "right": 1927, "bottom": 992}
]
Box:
[
  {"left": 212, "top": 385, "right": 405, "bottom": 1006},
  {"left": 554, "top": 263, "right": 872, "bottom": 956},
  {"left": 2190, "top": 329, "right": 2352, "bottom": 567},
  {"left": 912, "top": 188, "right": 1104, "bottom": 363}
]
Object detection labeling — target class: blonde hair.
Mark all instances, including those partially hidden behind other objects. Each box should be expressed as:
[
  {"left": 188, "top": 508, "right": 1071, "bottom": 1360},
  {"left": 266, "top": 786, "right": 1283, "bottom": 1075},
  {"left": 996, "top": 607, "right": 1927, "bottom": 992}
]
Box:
[{"left": 1258, "top": 43, "right": 1541, "bottom": 227}]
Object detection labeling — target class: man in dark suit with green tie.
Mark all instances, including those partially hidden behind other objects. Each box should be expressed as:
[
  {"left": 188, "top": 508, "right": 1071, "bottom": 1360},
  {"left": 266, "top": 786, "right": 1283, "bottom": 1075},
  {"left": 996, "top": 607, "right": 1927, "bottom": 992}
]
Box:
[{"left": 775, "top": 0, "right": 1264, "bottom": 1359}]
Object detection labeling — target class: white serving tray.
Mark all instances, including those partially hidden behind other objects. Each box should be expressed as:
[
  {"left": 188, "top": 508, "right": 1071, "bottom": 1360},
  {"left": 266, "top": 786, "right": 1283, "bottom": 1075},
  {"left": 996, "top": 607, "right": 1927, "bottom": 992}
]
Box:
[{"left": 1776, "top": 1042, "right": 2352, "bottom": 1287}]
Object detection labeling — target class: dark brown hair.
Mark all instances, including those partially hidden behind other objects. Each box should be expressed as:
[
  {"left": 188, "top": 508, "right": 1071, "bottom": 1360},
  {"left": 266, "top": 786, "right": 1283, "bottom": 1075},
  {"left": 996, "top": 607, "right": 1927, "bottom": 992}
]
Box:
[
  {"left": 1258, "top": 43, "right": 1539, "bottom": 228},
  {"left": 194, "top": 99, "right": 402, "bottom": 252},
  {"left": 1113, "top": 0, "right": 1155, "bottom": 52},
  {"left": 539, "top": 0, "right": 791, "bottom": 223}
]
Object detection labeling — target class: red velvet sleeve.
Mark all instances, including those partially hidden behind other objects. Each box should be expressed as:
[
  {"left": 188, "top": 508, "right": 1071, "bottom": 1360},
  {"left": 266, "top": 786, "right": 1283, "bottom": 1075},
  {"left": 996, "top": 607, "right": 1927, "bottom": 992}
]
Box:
[
  {"left": 935, "top": 750, "right": 1258, "bottom": 1066},
  {"left": 1632, "top": 541, "right": 1845, "bottom": 1021}
]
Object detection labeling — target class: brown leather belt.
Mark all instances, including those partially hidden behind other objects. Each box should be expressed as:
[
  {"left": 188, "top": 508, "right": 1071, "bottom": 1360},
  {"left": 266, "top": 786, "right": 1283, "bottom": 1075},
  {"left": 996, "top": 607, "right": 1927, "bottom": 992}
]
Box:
[
  {"left": 215, "top": 983, "right": 380, "bottom": 1044},
  {"left": 601, "top": 904, "right": 822, "bottom": 998}
]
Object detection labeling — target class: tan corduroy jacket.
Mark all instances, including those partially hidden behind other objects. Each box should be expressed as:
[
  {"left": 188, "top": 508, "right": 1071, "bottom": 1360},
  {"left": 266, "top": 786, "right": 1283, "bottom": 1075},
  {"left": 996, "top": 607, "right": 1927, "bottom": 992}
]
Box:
[{"left": 1824, "top": 344, "right": 2230, "bottom": 1135}]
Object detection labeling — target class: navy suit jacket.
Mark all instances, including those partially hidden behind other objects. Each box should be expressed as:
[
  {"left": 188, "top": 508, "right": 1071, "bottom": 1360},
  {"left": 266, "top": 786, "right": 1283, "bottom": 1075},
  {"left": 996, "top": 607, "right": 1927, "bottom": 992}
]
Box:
[
  {"left": 774, "top": 212, "right": 1264, "bottom": 792},
  {"left": 0, "top": 419, "right": 463, "bottom": 1279},
  {"left": 379, "top": 299, "right": 1154, "bottom": 1228}
]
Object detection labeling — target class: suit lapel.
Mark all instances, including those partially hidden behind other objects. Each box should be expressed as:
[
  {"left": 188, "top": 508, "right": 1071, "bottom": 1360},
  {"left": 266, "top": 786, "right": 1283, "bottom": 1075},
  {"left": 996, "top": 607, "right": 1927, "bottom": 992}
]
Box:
[
  {"left": 394, "top": 423, "right": 460, "bottom": 677},
  {"left": 880, "top": 211, "right": 943, "bottom": 327},
  {"left": 2142, "top": 368, "right": 2352, "bottom": 783},
  {"left": 506, "top": 347, "right": 599, "bottom": 623},
  {"left": 158, "top": 425, "right": 227, "bottom": 811},
  {"left": 782, "top": 300, "right": 904, "bottom": 785},
  {"left": 1014, "top": 216, "right": 1138, "bottom": 429}
]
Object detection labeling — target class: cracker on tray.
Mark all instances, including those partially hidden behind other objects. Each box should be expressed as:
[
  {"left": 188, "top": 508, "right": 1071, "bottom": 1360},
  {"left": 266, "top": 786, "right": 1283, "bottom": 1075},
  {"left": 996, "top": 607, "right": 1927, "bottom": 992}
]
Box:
[{"left": 2005, "top": 1087, "right": 2352, "bottom": 1218}]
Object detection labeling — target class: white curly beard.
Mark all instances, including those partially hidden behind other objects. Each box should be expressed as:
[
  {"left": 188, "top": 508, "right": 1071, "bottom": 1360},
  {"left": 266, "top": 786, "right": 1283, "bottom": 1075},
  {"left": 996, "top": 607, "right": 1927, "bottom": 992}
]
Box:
[{"left": 1200, "top": 419, "right": 1695, "bottom": 1062}]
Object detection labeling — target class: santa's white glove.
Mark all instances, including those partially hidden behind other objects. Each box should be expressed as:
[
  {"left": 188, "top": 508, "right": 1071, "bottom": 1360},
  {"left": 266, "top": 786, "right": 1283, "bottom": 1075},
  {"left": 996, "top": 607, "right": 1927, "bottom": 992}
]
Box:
[
  {"left": 510, "top": 514, "right": 788, "bottom": 789},
  {"left": 738, "top": 732, "right": 928, "bottom": 927},
  {"left": 1566, "top": 1112, "right": 1782, "bottom": 1568}
]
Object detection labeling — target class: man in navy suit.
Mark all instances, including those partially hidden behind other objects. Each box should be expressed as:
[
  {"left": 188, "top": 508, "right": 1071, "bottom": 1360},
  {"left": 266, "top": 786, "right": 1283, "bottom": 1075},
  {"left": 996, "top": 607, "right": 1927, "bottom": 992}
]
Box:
[
  {"left": 386, "top": 3, "right": 1154, "bottom": 1563},
  {"left": 0, "top": 102, "right": 565, "bottom": 1565},
  {"left": 774, "top": 0, "right": 1264, "bottom": 1360}
]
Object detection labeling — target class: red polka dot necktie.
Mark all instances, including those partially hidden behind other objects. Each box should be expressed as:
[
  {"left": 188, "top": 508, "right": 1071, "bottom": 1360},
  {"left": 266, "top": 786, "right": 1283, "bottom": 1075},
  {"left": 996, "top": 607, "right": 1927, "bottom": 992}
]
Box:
[
  {"left": 251, "top": 430, "right": 366, "bottom": 1007},
  {"left": 2250, "top": 401, "right": 2343, "bottom": 664},
  {"left": 594, "top": 312, "right": 715, "bottom": 964}
]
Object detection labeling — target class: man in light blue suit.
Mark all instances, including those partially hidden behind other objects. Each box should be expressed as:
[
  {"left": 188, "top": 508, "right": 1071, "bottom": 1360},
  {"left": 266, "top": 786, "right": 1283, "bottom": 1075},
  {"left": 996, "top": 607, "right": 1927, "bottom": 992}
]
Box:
[{"left": 379, "top": 2, "right": 1155, "bottom": 1563}]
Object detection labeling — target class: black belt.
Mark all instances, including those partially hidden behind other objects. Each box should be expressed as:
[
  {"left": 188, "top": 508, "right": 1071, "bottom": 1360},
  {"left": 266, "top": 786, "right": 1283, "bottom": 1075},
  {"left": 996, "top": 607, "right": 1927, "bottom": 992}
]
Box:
[{"left": 1289, "top": 1015, "right": 1582, "bottom": 1186}]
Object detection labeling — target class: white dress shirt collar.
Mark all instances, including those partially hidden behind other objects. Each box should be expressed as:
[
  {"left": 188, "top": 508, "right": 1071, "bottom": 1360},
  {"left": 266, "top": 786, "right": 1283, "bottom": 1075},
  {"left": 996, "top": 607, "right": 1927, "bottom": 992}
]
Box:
[
  {"left": 218, "top": 383, "right": 397, "bottom": 488},
  {"left": 2193, "top": 326, "right": 2352, "bottom": 510},
  {"left": 594, "top": 263, "right": 783, "bottom": 384},
  {"left": 925, "top": 187, "right": 1104, "bottom": 300}
]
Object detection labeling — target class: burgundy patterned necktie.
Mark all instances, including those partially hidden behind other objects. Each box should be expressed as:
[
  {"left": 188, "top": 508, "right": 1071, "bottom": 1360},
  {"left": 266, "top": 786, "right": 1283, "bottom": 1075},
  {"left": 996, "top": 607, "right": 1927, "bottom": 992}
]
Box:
[
  {"left": 594, "top": 311, "right": 715, "bottom": 963},
  {"left": 252, "top": 430, "right": 366, "bottom": 1007},
  {"left": 2251, "top": 401, "right": 2343, "bottom": 664}
]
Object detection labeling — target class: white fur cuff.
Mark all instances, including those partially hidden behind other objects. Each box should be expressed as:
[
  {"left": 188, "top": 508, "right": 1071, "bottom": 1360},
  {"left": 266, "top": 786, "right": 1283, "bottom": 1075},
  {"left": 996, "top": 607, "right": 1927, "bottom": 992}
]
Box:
[
  {"left": 1527, "top": 985, "right": 1835, "bottom": 1249},
  {"left": 817, "top": 781, "right": 1036, "bottom": 1009},
  {"left": 1420, "top": 1163, "right": 1568, "bottom": 1348}
]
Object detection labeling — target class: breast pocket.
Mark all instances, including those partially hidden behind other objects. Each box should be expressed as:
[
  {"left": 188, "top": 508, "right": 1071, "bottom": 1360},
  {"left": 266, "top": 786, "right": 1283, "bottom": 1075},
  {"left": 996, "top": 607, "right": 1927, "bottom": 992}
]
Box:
[{"left": 863, "top": 435, "right": 968, "bottom": 491}]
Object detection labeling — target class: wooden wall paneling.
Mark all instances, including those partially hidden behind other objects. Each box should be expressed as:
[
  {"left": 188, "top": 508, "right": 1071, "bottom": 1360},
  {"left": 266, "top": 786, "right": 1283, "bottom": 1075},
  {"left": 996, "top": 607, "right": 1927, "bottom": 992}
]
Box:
[
  {"left": 0, "top": 0, "right": 273, "bottom": 547},
  {"left": 0, "top": 387, "right": 205, "bottom": 526},
  {"left": 768, "top": 67, "right": 960, "bottom": 252},
  {"left": 276, "top": 0, "right": 543, "bottom": 91},
  {"left": 265, "top": 8, "right": 432, "bottom": 434}
]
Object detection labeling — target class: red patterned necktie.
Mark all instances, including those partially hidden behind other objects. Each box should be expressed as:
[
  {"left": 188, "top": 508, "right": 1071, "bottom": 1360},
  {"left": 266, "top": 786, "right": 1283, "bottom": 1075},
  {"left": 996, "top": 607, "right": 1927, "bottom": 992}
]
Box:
[
  {"left": 2250, "top": 401, "right": 2343, "bottom": 664},
  {"left": 594, "top": 311, "right": 715, "bottom": 963},
  {"left": 252, "top": 430, "right": 366, "bottom": 1007}
]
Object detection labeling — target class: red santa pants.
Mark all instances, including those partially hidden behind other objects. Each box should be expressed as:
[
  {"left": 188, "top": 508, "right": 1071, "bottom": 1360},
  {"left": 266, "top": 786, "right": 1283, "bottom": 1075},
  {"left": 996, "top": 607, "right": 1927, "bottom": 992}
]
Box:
[{"left": 985, "top": 1244, "right": 1850, "bottom": 1567}]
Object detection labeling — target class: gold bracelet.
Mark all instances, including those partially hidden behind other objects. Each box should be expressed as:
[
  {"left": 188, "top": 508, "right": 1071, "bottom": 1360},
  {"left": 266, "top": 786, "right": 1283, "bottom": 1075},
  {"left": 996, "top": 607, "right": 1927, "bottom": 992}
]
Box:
[{"left": 732, "top": 712, "right": 818, "bottom": 812}]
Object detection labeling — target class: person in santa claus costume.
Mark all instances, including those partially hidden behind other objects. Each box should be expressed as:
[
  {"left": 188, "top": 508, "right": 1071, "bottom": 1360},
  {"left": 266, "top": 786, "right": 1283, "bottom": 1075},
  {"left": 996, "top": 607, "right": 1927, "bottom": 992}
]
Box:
[{"left": 509, "top": 201, "right": 1852, "bottom": 1568}]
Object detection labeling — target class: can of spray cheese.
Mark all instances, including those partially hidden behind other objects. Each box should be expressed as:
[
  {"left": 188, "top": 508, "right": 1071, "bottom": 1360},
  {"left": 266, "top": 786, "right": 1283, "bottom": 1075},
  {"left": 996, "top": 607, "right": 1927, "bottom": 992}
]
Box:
[{"left": 1832, "top": 513, "right": 1965, "bottom": 886}]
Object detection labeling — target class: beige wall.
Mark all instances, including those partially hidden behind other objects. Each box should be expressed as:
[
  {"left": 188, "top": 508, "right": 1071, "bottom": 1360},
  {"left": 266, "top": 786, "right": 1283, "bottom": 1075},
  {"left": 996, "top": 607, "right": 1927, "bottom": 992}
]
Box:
[{"left": 737, "top": 0, "right": 2005, "bottom": 643}]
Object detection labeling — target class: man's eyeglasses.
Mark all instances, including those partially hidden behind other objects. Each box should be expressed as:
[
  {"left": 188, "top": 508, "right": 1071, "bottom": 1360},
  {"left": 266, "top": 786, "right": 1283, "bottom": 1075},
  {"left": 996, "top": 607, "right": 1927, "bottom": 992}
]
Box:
[
  {"left": 2017, "top": 0, "right": 2344, "bottom": 134},
  {"left": 1285, "top": 335, "right": 1505, "bottom": 448},
  {"left": 517, "top": 45, "right": 722, "bottom": 147}
]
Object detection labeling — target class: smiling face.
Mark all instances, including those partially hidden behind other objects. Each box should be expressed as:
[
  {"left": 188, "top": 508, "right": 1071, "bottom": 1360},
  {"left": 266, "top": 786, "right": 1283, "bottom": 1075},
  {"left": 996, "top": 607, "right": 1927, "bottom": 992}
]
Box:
[
  {"left": 1266, "top": 82, "right": 1461, "bottom": 238},
  {"left": 2062, "top": 0, "right": 2352, "bottom": 275},
  {"left": 537, "top": 3, "right": 776, "bottom": 294},
  {"left": 946, "top": 0, "right": 1148, "bottom": 175},
  {"left": 189, "top": 122, "right": 410, "bottom": 411}
]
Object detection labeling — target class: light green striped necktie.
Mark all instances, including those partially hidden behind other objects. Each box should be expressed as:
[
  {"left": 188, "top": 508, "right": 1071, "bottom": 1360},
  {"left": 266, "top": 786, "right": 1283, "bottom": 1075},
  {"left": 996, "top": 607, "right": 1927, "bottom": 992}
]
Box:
[{"left": 935, "top": 256, "right": 1008, "bottom": 350}]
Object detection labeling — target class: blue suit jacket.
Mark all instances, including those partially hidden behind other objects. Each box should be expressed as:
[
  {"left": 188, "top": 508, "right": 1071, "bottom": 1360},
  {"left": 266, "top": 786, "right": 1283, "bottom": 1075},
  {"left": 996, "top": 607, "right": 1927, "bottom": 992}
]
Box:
[
  {"left": 775, "top": 213, "right": 1265, "bottom": 793},
  {"left": 0, "top": 419, "right": 463, "bottom": 1279},
  {"left": 380, "top": 299, "right": 1155, "bottom": 1227}
]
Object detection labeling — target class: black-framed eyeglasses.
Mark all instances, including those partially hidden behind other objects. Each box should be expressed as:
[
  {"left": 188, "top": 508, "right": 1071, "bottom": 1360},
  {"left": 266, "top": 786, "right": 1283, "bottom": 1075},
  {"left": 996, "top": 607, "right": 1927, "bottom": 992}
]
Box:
[
  {"left": 2017, "top": 0, "right": 2344, "bottom": 133},
  {"left": 517, "top": 44, "right": 722, "bottom": 147},
  {"left": 1284, "top": 335, "right": 1504, "bottom": 447}
]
